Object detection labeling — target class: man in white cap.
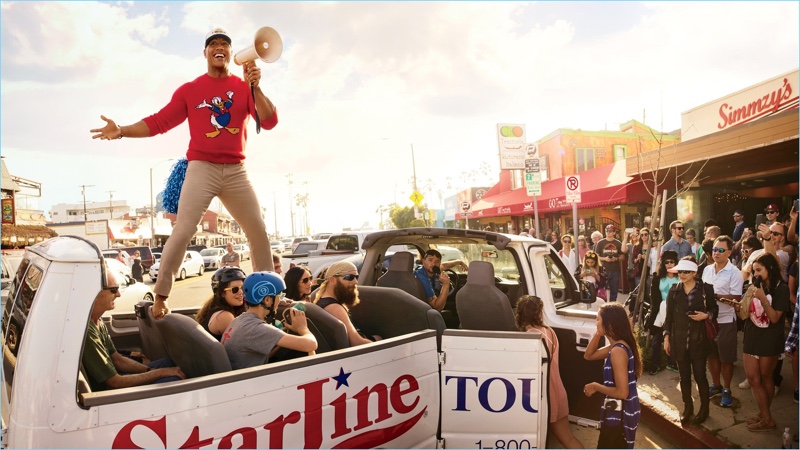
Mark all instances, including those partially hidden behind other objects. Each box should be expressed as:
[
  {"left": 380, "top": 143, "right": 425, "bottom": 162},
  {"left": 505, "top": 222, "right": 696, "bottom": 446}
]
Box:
[{"left": 91, "top": 28, "right": 279, "bottom": 319}]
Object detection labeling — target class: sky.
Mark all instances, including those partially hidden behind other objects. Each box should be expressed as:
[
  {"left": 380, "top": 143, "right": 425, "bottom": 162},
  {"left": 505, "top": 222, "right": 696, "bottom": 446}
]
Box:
[{"left": 1, "top": 1, "right": 798, "bottom": 236}]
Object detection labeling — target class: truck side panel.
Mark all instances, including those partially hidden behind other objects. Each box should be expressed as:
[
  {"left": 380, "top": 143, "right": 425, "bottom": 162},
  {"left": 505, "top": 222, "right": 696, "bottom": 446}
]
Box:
[{"left": 440, "top": 330, "right": 548, "bottom": 449}]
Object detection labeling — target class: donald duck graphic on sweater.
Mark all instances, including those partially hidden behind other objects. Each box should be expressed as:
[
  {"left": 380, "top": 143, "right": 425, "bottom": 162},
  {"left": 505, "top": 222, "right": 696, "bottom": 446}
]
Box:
[{"left": 196, "top": 90, "right": 240, "bottom": 138}]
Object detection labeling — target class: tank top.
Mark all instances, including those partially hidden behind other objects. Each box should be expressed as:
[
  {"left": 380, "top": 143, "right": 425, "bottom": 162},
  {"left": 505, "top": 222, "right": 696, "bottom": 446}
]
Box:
[{"left": 600, "top": 343, "right": 640, "bottom": 449}]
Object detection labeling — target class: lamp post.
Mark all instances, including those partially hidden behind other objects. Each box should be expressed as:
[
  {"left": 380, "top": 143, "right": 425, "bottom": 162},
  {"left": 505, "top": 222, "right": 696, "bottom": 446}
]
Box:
[{"left": 150, "top": 159, "right": 174, "bottom": 247}]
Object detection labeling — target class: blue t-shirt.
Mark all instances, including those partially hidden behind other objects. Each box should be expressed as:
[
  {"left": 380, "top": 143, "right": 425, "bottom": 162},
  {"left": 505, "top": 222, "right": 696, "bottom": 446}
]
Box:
[{"left": 413, "top": 265, "right": 441, "bottom": 299}]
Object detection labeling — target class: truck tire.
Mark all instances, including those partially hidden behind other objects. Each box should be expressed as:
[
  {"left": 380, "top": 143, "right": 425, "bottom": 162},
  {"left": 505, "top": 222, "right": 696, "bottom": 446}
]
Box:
[{"left": 7, "top": 322, "right": 19, "bottom": 355}]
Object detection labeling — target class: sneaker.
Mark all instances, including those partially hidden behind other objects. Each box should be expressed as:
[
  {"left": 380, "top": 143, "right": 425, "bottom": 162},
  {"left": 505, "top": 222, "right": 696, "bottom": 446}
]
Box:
[
  {"left": 666, "top": 363, "right": 679, "bottom": 372},
  {"left": 793, "top": 390, "right": 798, "bottom": 404},
  {"left": 720, "top": 388, "right": 733, "bottom": 407},
  {"left": 739, "top": 379, "right": 750, "bottom": 389},
  {"left": 709, "top": 383, "right": 722, "bottom": 398}
]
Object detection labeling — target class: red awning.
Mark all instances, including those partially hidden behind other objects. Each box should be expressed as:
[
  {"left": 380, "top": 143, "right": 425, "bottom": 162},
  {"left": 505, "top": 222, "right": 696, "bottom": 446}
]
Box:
[{"left": 465, "top": 161, "right": 653, "bottom": 219}]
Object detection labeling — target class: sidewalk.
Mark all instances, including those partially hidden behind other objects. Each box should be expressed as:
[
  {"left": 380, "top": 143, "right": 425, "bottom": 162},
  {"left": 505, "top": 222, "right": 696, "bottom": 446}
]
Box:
[{"left": 619, "top": 293, "right": 799, "bottom": 448}]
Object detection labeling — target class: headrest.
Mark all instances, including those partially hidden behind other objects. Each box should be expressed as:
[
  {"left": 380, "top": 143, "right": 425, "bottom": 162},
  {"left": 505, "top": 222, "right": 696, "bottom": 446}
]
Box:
[
  {"left": 388, "top": 252, "right": 415, "bottom": 271},
  {"left": 466, "top": 261, "right": 495, "bottom": 285}
]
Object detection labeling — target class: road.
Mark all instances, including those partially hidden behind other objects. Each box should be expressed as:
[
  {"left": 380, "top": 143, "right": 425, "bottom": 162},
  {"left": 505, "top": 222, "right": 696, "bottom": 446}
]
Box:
[{"left": 140, "top": 259, "right": 255, "bottom": 310}]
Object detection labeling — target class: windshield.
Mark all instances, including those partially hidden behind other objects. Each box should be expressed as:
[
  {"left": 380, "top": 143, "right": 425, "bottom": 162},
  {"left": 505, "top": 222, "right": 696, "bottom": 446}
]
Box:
[
  {"left": 200, "top": 249, "right": 218, "bottom": 256},
  {"left": 431, "top": 243, "right": 520, "bottom": 280}
]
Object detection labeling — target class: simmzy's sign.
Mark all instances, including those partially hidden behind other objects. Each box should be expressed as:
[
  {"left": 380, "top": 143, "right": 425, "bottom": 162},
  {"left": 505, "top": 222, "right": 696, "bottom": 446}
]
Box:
[{"left": 681, "top": 69, "right": 799, "bottom": 141}]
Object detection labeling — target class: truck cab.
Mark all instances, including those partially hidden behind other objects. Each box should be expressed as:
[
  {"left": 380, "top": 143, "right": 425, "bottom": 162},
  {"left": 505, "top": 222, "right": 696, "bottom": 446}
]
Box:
[{"left": 1, "top": 233, "right": 601, "bottom": 448}]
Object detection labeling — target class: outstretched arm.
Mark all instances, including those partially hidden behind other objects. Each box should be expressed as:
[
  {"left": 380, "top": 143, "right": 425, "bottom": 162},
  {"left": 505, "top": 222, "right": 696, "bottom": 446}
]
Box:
[{"left": 90, "top": 115, "right": 151, "bottom": 140}]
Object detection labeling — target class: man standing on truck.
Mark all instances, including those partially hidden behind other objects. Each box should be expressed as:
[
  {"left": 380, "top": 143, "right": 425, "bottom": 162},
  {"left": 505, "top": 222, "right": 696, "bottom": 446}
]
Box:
[
  {"left": 91, "top": 27, "right": 277, "bottom": 319},
  {"left": 82, "top": 268, "right": 186, "bottom": 391},
  {"left": 413, "top": 249, "right": 468, "bottom": 311}
]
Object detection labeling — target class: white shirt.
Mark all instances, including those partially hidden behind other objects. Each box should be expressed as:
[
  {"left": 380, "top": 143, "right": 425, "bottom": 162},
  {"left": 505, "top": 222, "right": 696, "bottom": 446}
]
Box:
[
  {"left": 702, "top": 260, "right": 743, "bottom": 324},
  {"left": 558, "top": 249, "right": 578, "bottom": 276}
]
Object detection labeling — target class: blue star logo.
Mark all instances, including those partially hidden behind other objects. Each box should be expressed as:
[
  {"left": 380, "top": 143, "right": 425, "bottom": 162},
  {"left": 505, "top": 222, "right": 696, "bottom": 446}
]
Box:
[{"left": 332, "top": 367, "right": 351, "bottom": 389}]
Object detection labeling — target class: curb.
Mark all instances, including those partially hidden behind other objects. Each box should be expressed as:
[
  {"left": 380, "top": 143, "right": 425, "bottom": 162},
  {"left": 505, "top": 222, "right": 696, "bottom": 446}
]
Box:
[{"left": 639, "top": 390, "right": 733, "bottom": 449}]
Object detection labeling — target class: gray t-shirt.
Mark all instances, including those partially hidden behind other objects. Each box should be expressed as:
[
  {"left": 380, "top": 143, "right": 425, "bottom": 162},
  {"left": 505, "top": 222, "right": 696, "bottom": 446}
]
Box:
[
  {"left": 222, "top": 312, "right": 284, "bottom": 370},
  {"left": 661, "top": 238, "right": 693, "bottom": 259}
]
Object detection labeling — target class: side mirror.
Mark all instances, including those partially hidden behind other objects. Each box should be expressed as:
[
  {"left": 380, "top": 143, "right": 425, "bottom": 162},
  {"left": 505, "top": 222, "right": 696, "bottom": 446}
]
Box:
[{"left": 579, "top": 280, "right": 596, "bottom": 304}]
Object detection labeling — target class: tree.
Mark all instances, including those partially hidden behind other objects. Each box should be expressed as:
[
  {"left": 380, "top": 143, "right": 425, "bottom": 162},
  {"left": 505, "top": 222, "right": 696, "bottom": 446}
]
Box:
[{"left": 390, "top": 205, "right": 417, "bottom": 229}]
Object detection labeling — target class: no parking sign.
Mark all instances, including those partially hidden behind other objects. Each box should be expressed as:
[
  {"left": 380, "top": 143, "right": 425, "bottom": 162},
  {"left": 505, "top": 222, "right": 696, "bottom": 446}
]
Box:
[{"left": 565, "top": 175, "right": 581, "bottom": 203}]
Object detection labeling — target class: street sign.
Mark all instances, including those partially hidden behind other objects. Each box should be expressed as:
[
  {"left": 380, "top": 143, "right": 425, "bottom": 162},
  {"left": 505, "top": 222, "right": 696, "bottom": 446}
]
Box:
[
  {"left": 525, "top": 158, "right": 541, "bottom": 196},
  {"left": 565, "top": 175, "right": 582, "bottom": 203},
  {"left": 409, "top": 190, "right": 424, "bottom": 205},
  {"left": 460, "top": 201, "right": 473, "bottom": 217}
]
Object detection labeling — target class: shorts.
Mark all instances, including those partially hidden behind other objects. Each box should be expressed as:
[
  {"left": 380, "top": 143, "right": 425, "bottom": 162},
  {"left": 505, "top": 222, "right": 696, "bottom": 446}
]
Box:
[{"left": 707, "top": 321, "right": 737, "bottom": 364}]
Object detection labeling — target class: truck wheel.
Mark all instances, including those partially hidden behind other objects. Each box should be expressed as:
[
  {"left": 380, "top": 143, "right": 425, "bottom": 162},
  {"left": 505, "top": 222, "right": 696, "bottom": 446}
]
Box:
[
  {"left": 7, "top": 322, "right": 19, "bottom": 354},
  {"left": 143, "top": 293, "right": 153, "bottom": 303},
  {"left": 178, "top": 269, "right": 186, "bottom": 281}
]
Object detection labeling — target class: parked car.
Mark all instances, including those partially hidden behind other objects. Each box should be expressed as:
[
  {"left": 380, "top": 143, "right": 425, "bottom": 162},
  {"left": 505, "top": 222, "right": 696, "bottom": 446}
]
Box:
[
  {"left": 200, "top": 248, "right": 225, "bottom": 269},
  {"left": 149, "top": 251, "right": 205, "bottom": 282},
  {"left": 104, "top": 259, "right": 155, "bottom": 315},
  {"left": 101, "top": 250, "right": 132, "bottom": 277},
  {"left": 233, "top": 244, "right": 250, "bottom": 261},
  {"left": 270, "top": 240, "right": 286, "bottom": 254},
  {"left": 289, "top": 236, "right": 311, "bottom": 252},
  {"left": 152, "top": 252, "right": 161, "bottom": 263}
]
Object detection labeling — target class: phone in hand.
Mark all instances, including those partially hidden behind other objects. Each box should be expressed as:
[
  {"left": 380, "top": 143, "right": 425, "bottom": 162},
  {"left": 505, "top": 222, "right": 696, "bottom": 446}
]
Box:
[
  {"left": 755, "top": 214, "right": 765, "bottom": 230},
  {"left": 794, "top": 198, "right": 799, "bottom": 213},
  {"left": 625, "top": 227, "right": 634, "bottom": 234},
  {"left": 686, "top": 310, "right": 697, "bottom": 316}
]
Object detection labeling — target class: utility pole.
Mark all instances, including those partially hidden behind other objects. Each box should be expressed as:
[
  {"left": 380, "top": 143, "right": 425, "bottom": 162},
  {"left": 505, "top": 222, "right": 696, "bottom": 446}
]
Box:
[
  {"left": 79, "top": 184, "right": 95, "bottom": 222},
  {"left": 107, "top": 190, "right": 115, "bottom": 221}
]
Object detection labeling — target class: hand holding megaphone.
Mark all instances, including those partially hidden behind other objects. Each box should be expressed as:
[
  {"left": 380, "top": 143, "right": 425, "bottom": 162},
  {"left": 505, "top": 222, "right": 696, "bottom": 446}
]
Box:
[{"left": 234, "top": 26, "right": 283, "bottom": 66}]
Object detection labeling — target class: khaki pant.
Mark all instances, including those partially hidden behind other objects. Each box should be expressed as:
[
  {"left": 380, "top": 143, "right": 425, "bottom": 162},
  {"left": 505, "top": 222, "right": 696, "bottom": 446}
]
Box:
[{"left": 154, "top": 160, "right": 273, "bottom": 298}]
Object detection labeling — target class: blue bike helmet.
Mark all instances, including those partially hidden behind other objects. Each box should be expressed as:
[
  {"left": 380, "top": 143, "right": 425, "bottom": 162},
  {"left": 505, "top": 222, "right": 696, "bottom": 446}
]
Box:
[
  {"left": 243, "top": 271, "right": 286, "bottom": 306},
  {"left": 211, "top": 266, "right": 247, "bottom": 292}
]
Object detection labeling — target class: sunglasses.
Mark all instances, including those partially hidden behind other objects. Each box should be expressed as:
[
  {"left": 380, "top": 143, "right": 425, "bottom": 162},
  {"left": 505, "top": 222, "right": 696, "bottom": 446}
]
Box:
[
  {"left": 224, "top": 286, "right": 242, "bottom": 294},
  {"left": 678, "top": 270, "right": 694, "bottom": 275},
  {"left": 742, "top": 248, "right": 752, "bottom": 253},
  {"left": 673, "top": 227, "right": 684, "bottom": 230},
  {"left": 105, "top": 287, "right": 119, "bottom": 294},
  {"left": 337, "top": 274, "right": 358, "bottom": 281},
  {"left": 664, "top": 260, "right": 676, "bottom": 265},
  {"left": 771, "top": 231, "right": 784, "bottom": 236},
  {"left": 712, "top": 247, "right": 729, "bottom": 253},
  {"left": 767, "top": 211, "right": 778, "bottom": 214},
  {"left": 301, "top": 277, "right": 312, "bottom": 284}
]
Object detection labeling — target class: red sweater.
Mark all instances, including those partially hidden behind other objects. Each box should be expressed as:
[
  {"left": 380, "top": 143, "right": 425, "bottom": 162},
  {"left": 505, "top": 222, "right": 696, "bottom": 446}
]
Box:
[{"left": 142, "top": 73, "right": 278, "bottom": 164}]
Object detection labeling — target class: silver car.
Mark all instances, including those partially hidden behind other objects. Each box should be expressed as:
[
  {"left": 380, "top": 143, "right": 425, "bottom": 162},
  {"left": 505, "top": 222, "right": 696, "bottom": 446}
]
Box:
[
  {"left": 200, "top": 248, "right": 225, "bottom": 269},
  {"left": 234, "top": 244, "right": 251, "bottom": 261}
]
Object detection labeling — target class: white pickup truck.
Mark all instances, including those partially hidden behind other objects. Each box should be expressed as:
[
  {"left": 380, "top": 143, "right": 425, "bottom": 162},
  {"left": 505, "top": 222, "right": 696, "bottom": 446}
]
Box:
[
  {"left": 1, "top": 230, "right": 602, "bottom": 448},
  {"left": 281, "top": 231, "right": 374, "bottom": 277}
]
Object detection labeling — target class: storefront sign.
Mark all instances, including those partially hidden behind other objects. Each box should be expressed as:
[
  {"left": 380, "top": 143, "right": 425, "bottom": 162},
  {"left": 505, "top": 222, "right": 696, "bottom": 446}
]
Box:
[
  {"left": 681, "top": 69, "right": 799, "bottom": 141},
  {"left": 497, "top": 123, "right": 526, "bottom": 170},
  {"left": 2, "top": 198, "right": 14, "bottom": 225}
]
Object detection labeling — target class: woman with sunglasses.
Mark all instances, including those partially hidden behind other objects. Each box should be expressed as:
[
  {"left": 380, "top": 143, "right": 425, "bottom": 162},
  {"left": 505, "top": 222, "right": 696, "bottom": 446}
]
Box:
[
  {"left": 741, "top": 253, "right": 791, "bottom": 432},
  {"left": 644, "top": 251, "right": 680, "bottom": 375},
  {"left": 284, "top": 266, "right": 314, "bottom": 302},
  {"left": 663, "top": 258, "right": 718, "bottom": 424},
  {"left": 195, "top": 266, "right": 247, "bottom": 341},
  {"left": 577, "top": 235, "right": 590, "bottom": 264}
]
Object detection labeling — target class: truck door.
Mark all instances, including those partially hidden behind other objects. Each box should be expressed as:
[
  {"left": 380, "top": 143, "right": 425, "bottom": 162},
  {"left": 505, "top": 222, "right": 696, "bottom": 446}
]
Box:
[
  {"left": 439, "top": 329, "right": 549, "bottom": 449},
  {"left": 535, "top": 250, "right": 604, "bottom": 424}
]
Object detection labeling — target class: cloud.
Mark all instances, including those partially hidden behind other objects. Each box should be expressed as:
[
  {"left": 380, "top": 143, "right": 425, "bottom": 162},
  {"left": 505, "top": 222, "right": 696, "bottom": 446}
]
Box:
[{"left": 1, "top": 1, "right": 798, "bottom": 233}]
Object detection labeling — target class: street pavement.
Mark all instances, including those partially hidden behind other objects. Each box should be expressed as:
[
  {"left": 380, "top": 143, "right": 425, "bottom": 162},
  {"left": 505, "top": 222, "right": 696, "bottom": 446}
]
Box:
[{"left": 617, "top": 292, "right": 799, "bottom": 449}]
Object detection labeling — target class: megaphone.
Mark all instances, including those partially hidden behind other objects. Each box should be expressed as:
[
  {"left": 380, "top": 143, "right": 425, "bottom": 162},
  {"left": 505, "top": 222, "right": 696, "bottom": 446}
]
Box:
[{"left": 234, "top": 26, "right": 283, "bottom": 65}]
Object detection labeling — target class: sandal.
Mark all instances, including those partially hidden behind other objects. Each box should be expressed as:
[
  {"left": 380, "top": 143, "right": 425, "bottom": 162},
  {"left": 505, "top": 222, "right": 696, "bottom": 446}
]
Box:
[
  {"left": 748, "top": 420, "right": 777, "bottom": 432},
  {"left": 747, "top": 415, "right": 762, "bottom": 425}
]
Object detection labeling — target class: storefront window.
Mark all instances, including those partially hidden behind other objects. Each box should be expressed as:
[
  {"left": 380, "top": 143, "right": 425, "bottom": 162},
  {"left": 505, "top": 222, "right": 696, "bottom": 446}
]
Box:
[{"left": 675, "top": 190, "right": 710, "bottom": 238}]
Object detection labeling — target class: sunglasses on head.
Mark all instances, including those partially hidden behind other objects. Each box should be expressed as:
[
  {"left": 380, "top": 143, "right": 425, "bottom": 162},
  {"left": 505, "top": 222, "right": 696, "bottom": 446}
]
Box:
[
  {"left": 301, "top": 277, "right": 312, "bottom": 284},
  {"left": 105, "top": 287, "right": 119, "bottom": 294},
  {"left": 337, "top": 274, "right": 357, "bottom": 281},
  {"left": 678, "top": 270, "right": 693, "bottom": 275},
  {"left": 224, "top": 286, "right": 242, "bottom": 294},
  {"left": 712, "top": 247, "right": 729, "bottom": 253}
]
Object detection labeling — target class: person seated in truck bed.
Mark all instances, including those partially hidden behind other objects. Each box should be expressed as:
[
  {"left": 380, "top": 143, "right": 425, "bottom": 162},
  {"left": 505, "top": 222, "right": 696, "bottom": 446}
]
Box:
[
  {"left": 313, "top": 261, "right": 381, "bottom": 346},
  {"left": 222, "top": 271, "right": 317, "bottom": 369},
  {"left": 82, "top": 266, "right": 185, "bottom": 391},
  {"left": 413, "top": 249, "right": 468, "bottom": 311}
]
